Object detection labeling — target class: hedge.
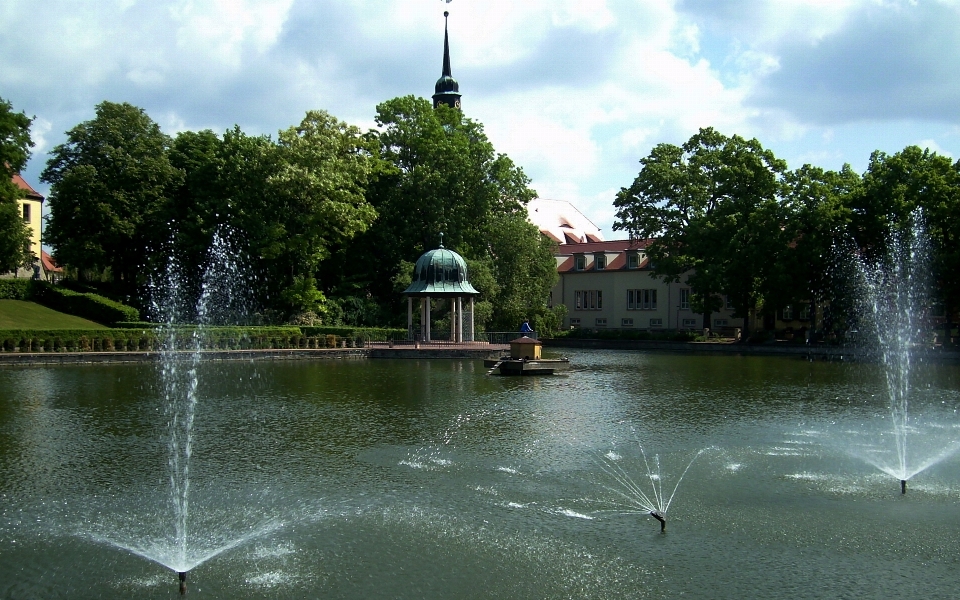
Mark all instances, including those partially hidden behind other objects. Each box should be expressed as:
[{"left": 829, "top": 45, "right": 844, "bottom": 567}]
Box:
[
  {"left": 0, "top": 279, "right": 32, "bottom": 300},
  {"left": 0, "top": 325, "right": 355, "bottom": 352},
  {"left": 299, "top": 326, "right": 407, "bottom": 342},
  {"left": 29, "top": 281, "right": 139, "bottom": 325},
  {"left": 555, "top": 328, "right": 700, "bottom": 342}
]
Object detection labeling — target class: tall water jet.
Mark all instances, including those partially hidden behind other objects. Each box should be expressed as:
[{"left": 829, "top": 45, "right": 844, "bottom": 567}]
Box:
[
  {"left": 148, "top": 228, "right": 268, "bottom": 585},
  {"left": 847, "top": 214, "right": 960, "bottom": 490}
]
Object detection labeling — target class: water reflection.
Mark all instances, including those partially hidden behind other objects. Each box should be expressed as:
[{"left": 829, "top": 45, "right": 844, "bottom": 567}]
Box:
[{"left": 0, "top": 351, "right": 959, "bottom": 598}]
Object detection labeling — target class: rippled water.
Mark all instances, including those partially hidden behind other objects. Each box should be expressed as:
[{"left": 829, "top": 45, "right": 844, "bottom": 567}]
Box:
[{"left": 2, "top": 350, "right": 960, "bottom": 598}]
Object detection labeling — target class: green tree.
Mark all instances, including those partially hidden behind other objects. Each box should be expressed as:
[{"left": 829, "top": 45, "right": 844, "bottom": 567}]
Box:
[
  {"left": 42, "top": 101, "right": 182, "bottom": 293},
  {"left": 0, "top": 96, "right": 35, "bottom": 273},
  {"left": 613, "top": 127, "right": 787, "bottom": 337},
  {"left": 321, "top": 96, "right": 548, "bottom": 327},
  {"left": 851, "top": 147, "right": 960, "bottom": 333},
  {"left": 780, "top": 164, "right": 859, "bottom": 333},
  {"left": 195, "top": 112, "right": 378, "bottom": 321}
]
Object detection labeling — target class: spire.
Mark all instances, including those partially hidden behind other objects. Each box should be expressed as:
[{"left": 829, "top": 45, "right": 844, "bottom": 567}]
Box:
[
  {"left": 433, "top": 10, "right": 462, "bottom": 110},
  {"left": 442, "top": 11, "right": 452, "bottom": 78}
]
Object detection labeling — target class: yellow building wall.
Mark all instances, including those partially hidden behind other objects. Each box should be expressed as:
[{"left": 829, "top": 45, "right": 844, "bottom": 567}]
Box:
[{"left": 16, "top": 197, "right": 43, "bottom": 261}]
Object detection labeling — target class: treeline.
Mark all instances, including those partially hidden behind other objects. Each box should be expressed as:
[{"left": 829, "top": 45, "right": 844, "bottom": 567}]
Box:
[
  {"left": 31, "top": 97, "right": 559, "bottom": 331},
  {"left": 614, "top": 127, "right": 960, "bottom": 337}
]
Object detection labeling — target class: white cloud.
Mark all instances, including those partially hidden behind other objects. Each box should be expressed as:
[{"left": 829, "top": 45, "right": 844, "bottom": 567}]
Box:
[
  {"left": 4, "top": 0, "right": 960, "bottom": 239},
  {"left": 916, "top": 139, "right": 953, "bottom": 159}
]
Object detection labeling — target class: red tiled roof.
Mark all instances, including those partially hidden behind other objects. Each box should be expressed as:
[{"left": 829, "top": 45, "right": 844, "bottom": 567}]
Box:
[
  {"left": 41, "top": 250, "right": 62, "bottom": 273},
  {"left": 11, "top": 173, "right": 44, "bottom": 201},
  {"left": 555, "top": 238, "right": 653, "bottom": 254}
]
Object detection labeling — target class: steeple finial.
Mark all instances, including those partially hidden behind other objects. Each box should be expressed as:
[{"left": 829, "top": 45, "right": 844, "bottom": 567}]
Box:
[{"left": 442, "top": 11, "right": 452, "bottom": 78}]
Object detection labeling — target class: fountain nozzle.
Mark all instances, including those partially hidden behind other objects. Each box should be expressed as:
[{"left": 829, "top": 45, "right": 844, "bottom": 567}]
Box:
[
  {"left": 901, "top": 479, "right": 907, "bottom": 494},
  {"left": 178, "top": 571, "right": 187, "bottom": 595},
  {"left": 650, "top": 510, "right": 666, "bottom": 533}
]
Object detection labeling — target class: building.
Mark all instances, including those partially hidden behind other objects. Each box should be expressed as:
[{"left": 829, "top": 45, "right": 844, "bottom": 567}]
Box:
[
  {"left": 6, "top": 173, "right": 45, "bottom": 278},
  {"left": 525, "top": 200, "right": 749, "bottom": 333}
]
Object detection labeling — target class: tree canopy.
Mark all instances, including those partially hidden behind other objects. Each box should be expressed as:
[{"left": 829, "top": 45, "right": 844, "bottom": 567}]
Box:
[
  {"left": 318, "top": 95, "right": 555, "bottom": 330},
  {"left": 615, "top": 126, "right": 960, "bottom": 338},
  {"left": 0, "top": 96, "right": 36, "bottom": 273},
  {"left": 42, "top": 101, "right": 182, "bottom": 291}
]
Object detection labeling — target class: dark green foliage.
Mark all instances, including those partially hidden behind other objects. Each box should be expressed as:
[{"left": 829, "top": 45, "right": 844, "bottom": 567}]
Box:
[
  {"left": 0, "top": 96, "right": 34, "bottom": 273},
  {"left": 557, "top": 328, "right": 699, "bottom": 342},
  {"left": 614, "top": 127, "right": 788, "bottom": 338},
  {"left": 0, "top": 278, "right": 31, "bottom": 300},
  {"left": 42, "top": 101, "right": 183, "bottom": 293},
  {"left": 321, "top": 96, "right": 554, "bottom": 329},
  {"left": 30, "top": 281, "right": 139, "bottom": 324},
  {"left": 299, "top": 325, "right": 407, "bottom": 341}
]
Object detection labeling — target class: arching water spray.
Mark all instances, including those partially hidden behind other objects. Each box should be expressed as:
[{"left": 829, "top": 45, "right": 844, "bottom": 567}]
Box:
[{"left": 587, "top": 443, "right": 712, "bottom": 533}]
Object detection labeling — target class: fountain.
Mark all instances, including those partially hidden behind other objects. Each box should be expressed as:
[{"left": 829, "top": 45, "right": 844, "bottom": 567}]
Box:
[
  {"left": 587, "top": 444, "right": 709, "bottom": 533},
  {"left": 82, "top": 230, "right": 284, "bottom": 594},
  {"left": 847, "top": 216, "right": 960, "bottom": 492}
]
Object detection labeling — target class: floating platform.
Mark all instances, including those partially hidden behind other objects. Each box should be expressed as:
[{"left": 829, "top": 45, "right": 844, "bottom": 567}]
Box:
[{"left": 484, "top": 357, "right": 570, "bottom": 375}]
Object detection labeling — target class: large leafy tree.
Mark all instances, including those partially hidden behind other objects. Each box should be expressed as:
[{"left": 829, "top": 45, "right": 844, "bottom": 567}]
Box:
[
  {"left": 613, "top": 127, "right": 787, "bottom": 336},
  {"left": 779, "top": 164, "right": 859, "bottom": 332},
  {"left": 42, "top": 101, "right": 182, "bottom": 292},
  {"left": 168, "top": 112, "right": 378, "bottom": 320},
  {"left": 0, "top": 96, "right": 35, "bottom": 273},
  {"left": 851, "top": 147, "right": 960, "bottom": 330},
  {"left": 320, "top": 96, "right": 552, "bottom": 328}
]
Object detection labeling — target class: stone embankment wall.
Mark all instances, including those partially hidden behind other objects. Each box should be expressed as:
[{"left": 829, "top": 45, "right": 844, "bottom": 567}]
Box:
[
  {"left": 543, "top": 338, "right": 960, "bottom": 363},
  {"left": 0, "top": 348, "right": 369, "bottom": 366}
]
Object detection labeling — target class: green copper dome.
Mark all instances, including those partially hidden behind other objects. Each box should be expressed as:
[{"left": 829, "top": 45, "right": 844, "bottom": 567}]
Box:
[{"left": 403, "top": 247, "right": 479, "bottom": 297}]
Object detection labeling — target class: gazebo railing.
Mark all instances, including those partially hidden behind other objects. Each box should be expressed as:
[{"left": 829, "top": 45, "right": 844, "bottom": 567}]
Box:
[{"left": 361, "top": 331, "right": 536, "bottom": 345}]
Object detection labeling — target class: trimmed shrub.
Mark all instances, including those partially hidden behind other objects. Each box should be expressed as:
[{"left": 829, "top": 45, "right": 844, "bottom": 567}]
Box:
[
  {"left": 0, "top": 279, "right": 31, "bottom": 300},
  {"left": 30, "top": 281, "right": 139, "bottom": 325}
]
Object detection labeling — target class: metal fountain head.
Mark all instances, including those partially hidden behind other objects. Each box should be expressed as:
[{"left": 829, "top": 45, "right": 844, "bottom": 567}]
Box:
[{"left": 650, "top": 510, "right": 666, "bottom": 532}]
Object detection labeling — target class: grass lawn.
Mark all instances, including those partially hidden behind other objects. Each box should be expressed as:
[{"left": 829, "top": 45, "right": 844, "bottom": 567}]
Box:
[{"left": 0, "top": 300, "right": 105, "bottom": 329}]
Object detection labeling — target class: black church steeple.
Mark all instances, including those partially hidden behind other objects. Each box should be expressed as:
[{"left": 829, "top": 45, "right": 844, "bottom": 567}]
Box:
[{"left": 432, "top": 11, "right": 462, "bottom": 109}]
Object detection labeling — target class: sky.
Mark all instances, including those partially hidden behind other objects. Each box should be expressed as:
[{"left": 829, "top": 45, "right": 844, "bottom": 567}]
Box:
[{"left": 3, "top": 0, "right": 960, "bottom": 240}]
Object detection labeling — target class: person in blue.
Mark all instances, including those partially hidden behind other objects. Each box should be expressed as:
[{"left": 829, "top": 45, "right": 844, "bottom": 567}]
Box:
[{"left": 519, "top": 319, "right": 533, "bottom": 334}]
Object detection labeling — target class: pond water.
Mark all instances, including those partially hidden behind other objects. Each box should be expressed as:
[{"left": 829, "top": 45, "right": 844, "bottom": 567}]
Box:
[{"left": 2, "top": 350, "right": 960, "bottom": 598}]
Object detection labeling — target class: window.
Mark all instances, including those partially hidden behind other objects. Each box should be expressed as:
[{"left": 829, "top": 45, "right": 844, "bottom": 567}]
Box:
[
  {"left": 627, "top": 253, "right": 639, "bottom": 269},
  {"left": 782, "top": 305, "right": 794, "bottom": 320},
  {"left": 595, "top": 254, "right": 606, "bottom": 270},
  {"left": 682, "top": 318, "right": 697, "bottom": 327},
  {"left": 714, "top": 319, "right": 728, "bottom": 327},
  {"left": 575, "top": 255, "right": 586, "bottom": 271},
  {"left": 627, "top": 289, "right": 657, "bottom": 310},
  {"left": 575, "top": 290, "right": 603, "bottom": 310},
  {"left": 799, "top": 304, "right": 811, "bottom": 320},
  {"left": 569, "top": 318, "right": 581, "bottom": 328},
  {"left": 649, "top": 318, "right": 663, "bottom": 327},
  {"left": 679, "top": 289, "right": 690, "bottom": 310},
  {"left": 22, "top": 203, "right": 30, "bottom": 222},
  {"left": 725, "top": 295, "right": 734, "bottom": 310},
  {"left": 622, "top": 318, "right": 634, "bottom": 327},
  {"left": 595, "top": 318, "right": 607, "bottom": 326}
]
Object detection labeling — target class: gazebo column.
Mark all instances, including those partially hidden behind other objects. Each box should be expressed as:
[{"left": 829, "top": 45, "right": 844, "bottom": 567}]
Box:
[
  {"left": 456, "top": 297, "right": 464, "bottom": 343},
  {"left": 407, "top": 296, "right": 413, "bottom": 340},
  {"left": 425, "top": 295, "right": 431, "bottom": 342},
  {"left": 469, "top": 296, "right": 474, "bottom": 342}
]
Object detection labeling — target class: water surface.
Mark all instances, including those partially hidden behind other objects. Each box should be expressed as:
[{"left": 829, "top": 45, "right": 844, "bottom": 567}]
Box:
[{"left": 2, "top": 350, "right": 959, "bottom": 598}]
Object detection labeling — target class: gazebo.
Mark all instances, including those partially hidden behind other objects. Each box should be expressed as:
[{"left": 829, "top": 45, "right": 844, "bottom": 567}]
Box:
[{"left": 403, "top": 243, "right": 479, "bottom": 342}]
